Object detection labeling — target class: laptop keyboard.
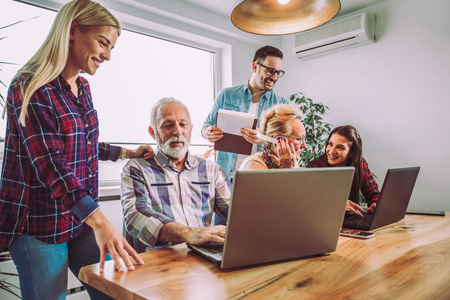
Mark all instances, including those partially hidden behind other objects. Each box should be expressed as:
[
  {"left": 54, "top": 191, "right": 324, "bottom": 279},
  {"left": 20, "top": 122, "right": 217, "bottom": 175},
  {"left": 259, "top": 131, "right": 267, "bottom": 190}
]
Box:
[
  {"left": 197, "top": 242, "right": 224, "bottom": 255},
  {"left": 342, "top": 212, "right": 374, "bottom": 229},
  {"left": 187, "top": 242, "right": 224, "bottom": 263}
]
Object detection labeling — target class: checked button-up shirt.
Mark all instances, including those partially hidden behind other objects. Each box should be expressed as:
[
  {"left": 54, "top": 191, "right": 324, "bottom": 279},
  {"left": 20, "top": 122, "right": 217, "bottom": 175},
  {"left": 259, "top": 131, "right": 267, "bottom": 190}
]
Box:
[{"left": 121, "top": 149, "right": 231, "bottom": 252}]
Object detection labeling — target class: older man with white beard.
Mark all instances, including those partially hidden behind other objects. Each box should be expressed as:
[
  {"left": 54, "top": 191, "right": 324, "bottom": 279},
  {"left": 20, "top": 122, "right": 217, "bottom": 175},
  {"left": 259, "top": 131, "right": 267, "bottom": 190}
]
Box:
[{"left": 121, "top": 97, "right": 231, "bottom": 252}]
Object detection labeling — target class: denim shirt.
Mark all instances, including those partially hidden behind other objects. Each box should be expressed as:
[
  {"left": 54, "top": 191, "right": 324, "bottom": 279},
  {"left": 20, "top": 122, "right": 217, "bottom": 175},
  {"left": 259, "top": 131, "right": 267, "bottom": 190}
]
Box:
[{"left": 203, "top": 82, "right": 288, "bottom": 179}]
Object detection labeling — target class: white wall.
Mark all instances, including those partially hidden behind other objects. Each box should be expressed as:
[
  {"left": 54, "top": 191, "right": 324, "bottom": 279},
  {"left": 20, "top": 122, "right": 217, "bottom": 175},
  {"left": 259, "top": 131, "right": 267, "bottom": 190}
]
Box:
[{"left": 278, "top": 0, "right": 450, "bottom": 210}]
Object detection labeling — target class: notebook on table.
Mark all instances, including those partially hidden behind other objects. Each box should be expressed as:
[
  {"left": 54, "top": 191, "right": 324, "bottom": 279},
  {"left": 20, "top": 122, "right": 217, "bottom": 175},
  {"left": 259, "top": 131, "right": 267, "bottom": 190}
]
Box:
[
  {"left": 188, "top": 167, "right": 354, "bottom": 270},
  {"left": 342, "top": 167, "right": 420, "bottom": 231}
]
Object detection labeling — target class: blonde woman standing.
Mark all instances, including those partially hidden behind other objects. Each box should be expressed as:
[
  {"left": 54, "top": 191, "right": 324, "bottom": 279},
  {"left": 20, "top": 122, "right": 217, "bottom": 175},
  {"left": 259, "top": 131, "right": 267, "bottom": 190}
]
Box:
[
  {"left": 240, "top": 104, "right": 306, "bottom": 170},
  {"left": 0, "top": 0, "right": 152, "bottom": 298}
]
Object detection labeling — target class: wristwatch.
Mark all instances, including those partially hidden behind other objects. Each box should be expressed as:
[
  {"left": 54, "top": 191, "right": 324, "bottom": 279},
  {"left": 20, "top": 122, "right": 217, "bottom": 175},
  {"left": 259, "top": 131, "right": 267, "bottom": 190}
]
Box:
[{"left": 121, "top": 148, "right": 127, "bottom": 160}]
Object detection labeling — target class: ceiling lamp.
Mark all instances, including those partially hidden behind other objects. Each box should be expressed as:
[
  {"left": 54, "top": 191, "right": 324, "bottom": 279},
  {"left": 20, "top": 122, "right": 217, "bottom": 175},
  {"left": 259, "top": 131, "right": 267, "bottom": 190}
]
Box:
[{"left": 231, "top": 0, "right": 341, "bottom": 35}]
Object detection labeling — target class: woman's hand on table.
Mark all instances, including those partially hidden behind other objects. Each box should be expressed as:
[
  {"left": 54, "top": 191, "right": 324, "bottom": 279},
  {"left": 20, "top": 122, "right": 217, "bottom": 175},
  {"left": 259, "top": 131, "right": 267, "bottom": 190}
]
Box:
[{"left": 85, "top": 210, "right": 144, "bottom": 272}]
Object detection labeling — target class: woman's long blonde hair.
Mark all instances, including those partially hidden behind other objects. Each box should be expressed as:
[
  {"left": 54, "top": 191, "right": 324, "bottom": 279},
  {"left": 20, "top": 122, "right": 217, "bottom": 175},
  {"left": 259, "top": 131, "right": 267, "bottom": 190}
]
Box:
[
  {"left": 259, "top": 104, "right": 303, "bottom": 148},
  {"left": 16, "top": 0, "right": 121, "bottom": 126}
]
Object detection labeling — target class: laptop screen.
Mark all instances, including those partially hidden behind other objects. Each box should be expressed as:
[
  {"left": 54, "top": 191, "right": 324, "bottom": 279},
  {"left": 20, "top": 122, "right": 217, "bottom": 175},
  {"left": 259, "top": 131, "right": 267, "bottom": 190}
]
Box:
[{"left": 218, "top": 167, "right": 355, "bottom": 269}]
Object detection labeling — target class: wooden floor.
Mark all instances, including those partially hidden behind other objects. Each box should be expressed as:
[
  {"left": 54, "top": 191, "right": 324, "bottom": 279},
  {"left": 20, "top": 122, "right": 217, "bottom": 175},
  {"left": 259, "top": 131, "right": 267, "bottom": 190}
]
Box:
[{"left": 79, "top": 213, "right": 450, "bottom": 300}]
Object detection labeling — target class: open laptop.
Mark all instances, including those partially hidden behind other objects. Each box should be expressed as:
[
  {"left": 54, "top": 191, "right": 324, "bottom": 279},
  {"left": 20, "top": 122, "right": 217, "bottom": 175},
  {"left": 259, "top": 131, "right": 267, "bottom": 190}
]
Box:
[
  {"left": 188, "top": 167, "right": 354, "bottom": 270},
  {"left": 342, "top": 167, "right": 420, "bottom": 231}
]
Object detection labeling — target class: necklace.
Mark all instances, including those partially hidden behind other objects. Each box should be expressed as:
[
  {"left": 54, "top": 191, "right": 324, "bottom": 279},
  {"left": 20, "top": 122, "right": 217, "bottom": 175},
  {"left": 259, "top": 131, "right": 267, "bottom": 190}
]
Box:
[{"left": 260, "top": 147, "right": 279, "bottom": 169}]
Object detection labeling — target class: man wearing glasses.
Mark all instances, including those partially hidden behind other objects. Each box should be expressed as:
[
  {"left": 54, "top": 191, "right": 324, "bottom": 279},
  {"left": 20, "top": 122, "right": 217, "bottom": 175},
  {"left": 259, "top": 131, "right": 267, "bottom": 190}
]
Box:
[{"left": 202, "top": 45, "right": 288, "bottom": 182}]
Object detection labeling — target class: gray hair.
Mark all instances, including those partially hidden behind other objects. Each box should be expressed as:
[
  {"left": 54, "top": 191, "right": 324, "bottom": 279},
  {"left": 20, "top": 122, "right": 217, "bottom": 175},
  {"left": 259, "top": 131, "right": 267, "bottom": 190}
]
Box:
[{"left": 149, "top": 97, "right": 190, "bottom": 128}]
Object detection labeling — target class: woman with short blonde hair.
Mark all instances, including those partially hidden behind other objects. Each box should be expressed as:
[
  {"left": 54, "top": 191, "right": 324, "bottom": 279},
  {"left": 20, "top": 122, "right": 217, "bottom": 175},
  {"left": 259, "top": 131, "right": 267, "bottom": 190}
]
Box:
[{"left": 240, "top": 104, "right": 306, "bottom": 170}]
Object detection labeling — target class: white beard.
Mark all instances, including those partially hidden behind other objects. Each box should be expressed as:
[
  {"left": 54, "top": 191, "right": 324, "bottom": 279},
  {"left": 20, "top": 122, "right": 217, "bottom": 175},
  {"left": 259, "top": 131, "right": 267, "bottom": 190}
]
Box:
[{"left": 157, "top": 133, "right": 190, "bottom": 159}]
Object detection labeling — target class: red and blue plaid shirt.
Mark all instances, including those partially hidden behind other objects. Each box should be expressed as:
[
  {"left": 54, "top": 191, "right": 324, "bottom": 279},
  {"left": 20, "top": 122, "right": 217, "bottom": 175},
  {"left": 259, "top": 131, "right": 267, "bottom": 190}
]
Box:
[
  {"left": 0, "top": 75, "right": 120, "bottom": 252},
  {"left": 307, "top": 157, "right": 380, "bottom": 206}
]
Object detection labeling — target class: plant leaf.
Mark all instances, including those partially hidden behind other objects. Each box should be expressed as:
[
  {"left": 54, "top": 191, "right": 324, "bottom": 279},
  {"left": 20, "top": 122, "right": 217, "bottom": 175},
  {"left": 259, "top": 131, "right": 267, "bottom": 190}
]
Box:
[
  {"left": 289, "top": 91, "right": 332, "bottom": 165},
  {"left": 0, "top": 61, "right": 19, "bottom": 66},
  {"left": 0, "top": 16, "right": 40, "bottom": 30}
]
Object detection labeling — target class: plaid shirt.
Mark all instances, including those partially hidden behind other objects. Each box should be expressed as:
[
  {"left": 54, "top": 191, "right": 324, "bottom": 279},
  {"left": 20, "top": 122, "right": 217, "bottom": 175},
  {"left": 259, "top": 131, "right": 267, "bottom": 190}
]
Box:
[
  {"left": 121, "top": 149, "right": 231, "bottom": 251},
  {"left": 0, "top": 75, "right": 120, "bottom": 252},
  {"left": 307, "top": 157, "right": 380, "bottom": 206}
]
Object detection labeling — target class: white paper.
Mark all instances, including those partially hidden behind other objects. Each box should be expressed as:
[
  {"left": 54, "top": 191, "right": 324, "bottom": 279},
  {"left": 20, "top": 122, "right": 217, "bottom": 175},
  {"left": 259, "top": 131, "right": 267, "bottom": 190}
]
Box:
[
  {"left": 256, "top": 132, "right": 278, "bottom": 144},
  {"left": 216, "top": 109, "right": 255, "bottom": 136}
]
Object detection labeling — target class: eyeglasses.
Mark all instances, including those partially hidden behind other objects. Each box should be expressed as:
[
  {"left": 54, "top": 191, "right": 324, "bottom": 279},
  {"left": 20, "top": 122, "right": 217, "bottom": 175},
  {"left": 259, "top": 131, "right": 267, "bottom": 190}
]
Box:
[
  {"left": 257, "top": 62, "right": 285, "bottom": 78},
  {"left": 280, "top": 134, "right": 305, "bottom": 144}
]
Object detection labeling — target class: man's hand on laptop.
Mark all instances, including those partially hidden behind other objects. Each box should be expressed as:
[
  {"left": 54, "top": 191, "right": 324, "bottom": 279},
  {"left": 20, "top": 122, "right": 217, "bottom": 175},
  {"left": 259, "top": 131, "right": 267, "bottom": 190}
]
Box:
[
  {"left": 159, "top": 222, "right": 226, "bottom": 245},
  {"left": 346, "top": 200, "right": 365, "bottom": 217},
  {"left": 186, "top": 225, "right": 226, "bottom": 245}
]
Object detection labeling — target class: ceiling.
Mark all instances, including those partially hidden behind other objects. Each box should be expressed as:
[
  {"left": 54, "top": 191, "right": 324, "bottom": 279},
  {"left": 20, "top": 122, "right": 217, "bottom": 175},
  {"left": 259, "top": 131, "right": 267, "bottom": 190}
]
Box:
[{"left": 179, "top": 0, "right": 387, "bottom": 18}]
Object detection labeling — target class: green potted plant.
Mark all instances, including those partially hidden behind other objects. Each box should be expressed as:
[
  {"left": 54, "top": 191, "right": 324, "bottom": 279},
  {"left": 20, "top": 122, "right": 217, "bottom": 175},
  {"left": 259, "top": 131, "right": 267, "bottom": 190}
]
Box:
[{"left": 289, "top": 92, "right": 332, "bottom": 167}]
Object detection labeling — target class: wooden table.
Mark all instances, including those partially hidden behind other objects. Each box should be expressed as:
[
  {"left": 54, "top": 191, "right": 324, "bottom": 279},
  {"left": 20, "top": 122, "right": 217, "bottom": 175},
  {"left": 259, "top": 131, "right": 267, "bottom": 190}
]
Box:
[{"left": 79, "top": 214, "right": 450, "bottom": 299}]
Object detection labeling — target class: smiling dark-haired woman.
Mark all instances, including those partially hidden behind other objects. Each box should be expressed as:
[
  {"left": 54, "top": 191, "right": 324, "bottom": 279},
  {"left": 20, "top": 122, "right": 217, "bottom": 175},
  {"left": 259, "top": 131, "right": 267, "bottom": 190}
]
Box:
[{"left": 307, "top": 125, "right": 380, "bottom": 216}]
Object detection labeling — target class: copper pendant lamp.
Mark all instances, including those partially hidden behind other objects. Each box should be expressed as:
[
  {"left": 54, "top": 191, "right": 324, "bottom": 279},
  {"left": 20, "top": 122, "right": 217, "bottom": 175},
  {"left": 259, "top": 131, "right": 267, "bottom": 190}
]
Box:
[{"left": 231, "top": 0, "right": 341, "bottom": 35}]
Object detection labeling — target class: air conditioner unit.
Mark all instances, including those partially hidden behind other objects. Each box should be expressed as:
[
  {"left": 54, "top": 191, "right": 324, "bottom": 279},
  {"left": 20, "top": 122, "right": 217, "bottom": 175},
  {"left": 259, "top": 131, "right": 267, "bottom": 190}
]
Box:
[{"left": 293, "top": 12, "right": 376, "bottom": 60}]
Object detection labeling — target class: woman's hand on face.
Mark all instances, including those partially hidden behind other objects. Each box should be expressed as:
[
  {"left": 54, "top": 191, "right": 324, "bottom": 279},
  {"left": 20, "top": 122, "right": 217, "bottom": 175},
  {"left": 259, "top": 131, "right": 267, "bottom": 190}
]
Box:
[
  {"left": 269, "top": 137, "right": 296, "bottom": 168},
  {"left": 131, "top": 144, "right": 154, "bottom": 160},
  {"left": 346, "top": 200, "right": 365, "bottom": 217}
]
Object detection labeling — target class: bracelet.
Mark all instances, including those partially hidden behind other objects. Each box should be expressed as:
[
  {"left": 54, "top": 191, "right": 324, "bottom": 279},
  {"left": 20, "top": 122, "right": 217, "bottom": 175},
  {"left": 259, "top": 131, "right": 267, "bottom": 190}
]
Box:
[{"left": 121, "top": 148, "right": 127, "bottom": 160}]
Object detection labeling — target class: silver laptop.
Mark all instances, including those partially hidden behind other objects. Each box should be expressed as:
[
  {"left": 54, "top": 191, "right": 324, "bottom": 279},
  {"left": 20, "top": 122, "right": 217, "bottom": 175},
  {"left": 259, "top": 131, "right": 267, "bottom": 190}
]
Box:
[
  {"left": 188, "top": 167, "right": 354, "bottom": 269},
  {"left": 342, "top": 167, "right": 420, "bottom": 231}
]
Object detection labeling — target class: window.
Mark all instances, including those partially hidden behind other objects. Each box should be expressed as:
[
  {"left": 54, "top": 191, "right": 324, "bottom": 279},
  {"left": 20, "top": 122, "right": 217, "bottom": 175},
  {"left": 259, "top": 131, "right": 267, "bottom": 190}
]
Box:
[
  {"left": 0, "top": 2, "right": 56, "bottom": 138},
  {"left": 86, "top": 30, "right": 215, "bottom": 149},
  {"left": 1, "top": 1, "right": 215, "bottom": 155}
]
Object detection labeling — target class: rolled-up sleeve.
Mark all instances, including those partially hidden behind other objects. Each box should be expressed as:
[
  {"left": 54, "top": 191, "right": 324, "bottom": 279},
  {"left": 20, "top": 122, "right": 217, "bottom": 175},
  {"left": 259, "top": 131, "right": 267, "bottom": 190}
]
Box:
[
  {"left": 361, "top": 159, "right": 380, "bottom": 206},
  {"left": 70, "top": 195, "right": 100, "bottom": 222},
  {"left": 99, "top": 143, "right": 121, "bottom": 161}
]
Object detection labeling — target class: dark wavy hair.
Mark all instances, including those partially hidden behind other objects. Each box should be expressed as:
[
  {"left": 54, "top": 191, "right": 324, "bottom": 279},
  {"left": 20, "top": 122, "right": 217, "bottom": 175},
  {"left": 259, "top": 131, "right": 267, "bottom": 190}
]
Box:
[{"left": 323, "top": 125, "right": 363, "bottom": 204}]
